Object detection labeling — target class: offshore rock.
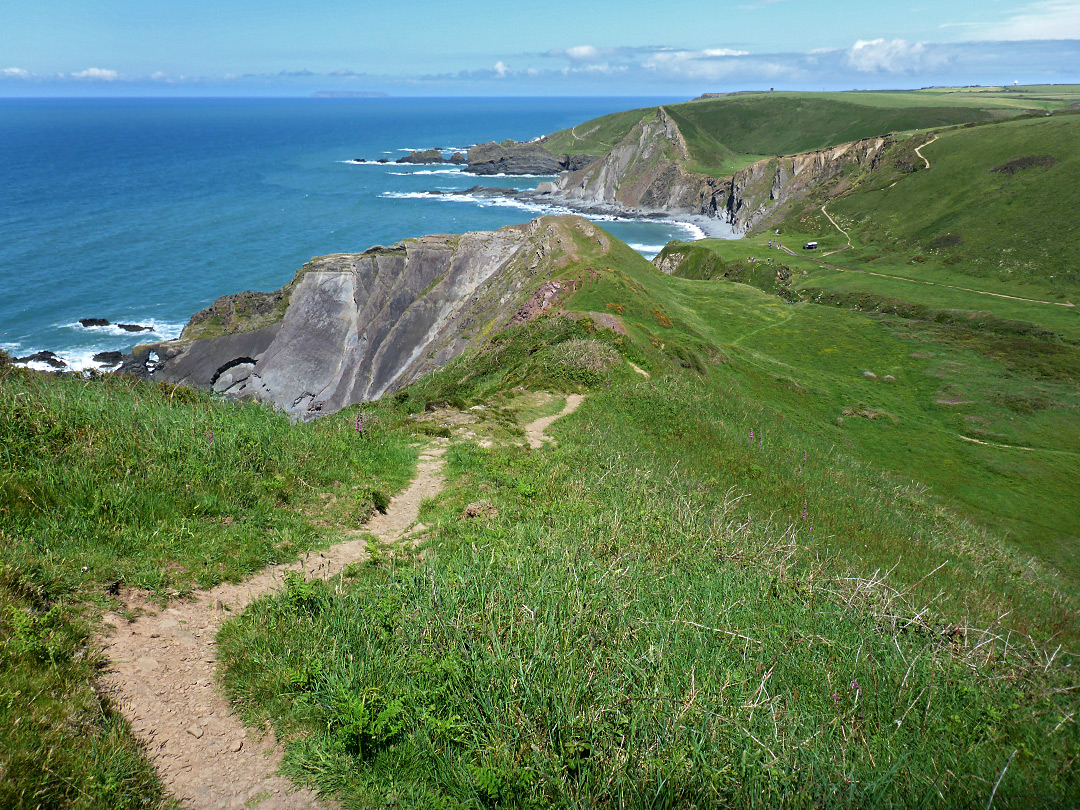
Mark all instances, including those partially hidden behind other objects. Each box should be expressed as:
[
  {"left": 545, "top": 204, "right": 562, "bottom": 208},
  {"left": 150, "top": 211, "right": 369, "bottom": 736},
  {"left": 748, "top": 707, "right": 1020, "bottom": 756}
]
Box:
[
  {"left": 131, "top": 217, "right": 609, "bottom": 419},
  {"left": 92, "top": 350, "right": 124, "bottom": 366},
  {"left": 467, "top": 141, "right": 596, "bottom": 176},
  {"left": 397, "top": 148, "right": 446, "bottom": 164},
  {"left": 18, "top": 350, "right": 66, "bottom": 368}
]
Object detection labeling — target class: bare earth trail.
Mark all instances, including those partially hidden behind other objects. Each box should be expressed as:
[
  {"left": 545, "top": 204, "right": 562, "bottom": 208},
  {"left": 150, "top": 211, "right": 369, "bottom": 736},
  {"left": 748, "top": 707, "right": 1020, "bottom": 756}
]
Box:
[
  {"left": 525, "top": 393, "right": 586, "bottom": 449},
  {"left": 914, "top": 135, "right": 939, "bottom": 170},
  {"left": 102, "top": 397, "right": 585, "bottom": 809}
]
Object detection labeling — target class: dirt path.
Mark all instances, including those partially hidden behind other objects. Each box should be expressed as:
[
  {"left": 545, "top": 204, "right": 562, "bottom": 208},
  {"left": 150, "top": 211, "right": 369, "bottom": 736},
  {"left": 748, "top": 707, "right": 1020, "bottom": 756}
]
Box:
[
  {"left": 101, "top": 441, "right": 448, "bottom": 809},
  {"left": 525, "top": 393, "right": 585, "bottom": 449},
  {"left": 914, "top": 135, "right": 939, "bottom": 169},
  {"left": 820, "top": 202, "right": 851, "bottom": 253},
  {"left": 959, "top": 434, "right": 1079, "bottom": 456},
  {"left": 102, "top": 396, "right": 587, "bottom": 809},
  {"left": 627, "top": 361, "right": 651, "bottom": 378}
]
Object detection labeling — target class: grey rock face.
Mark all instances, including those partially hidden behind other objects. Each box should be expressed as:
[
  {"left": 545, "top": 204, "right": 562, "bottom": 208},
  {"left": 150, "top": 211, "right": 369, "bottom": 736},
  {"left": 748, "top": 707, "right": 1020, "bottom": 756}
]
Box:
[
  {"left": 467, "top": 141, "right": 596, "bottom": 176},
  {"left": 548, "top": 106, "right": 894, "bottom": 234},
  {"left": 139, "top": 218, "right": 603, "bottom": 419},
  {"left": 397, "top": 148, "right": 446, "bottom": 164}
]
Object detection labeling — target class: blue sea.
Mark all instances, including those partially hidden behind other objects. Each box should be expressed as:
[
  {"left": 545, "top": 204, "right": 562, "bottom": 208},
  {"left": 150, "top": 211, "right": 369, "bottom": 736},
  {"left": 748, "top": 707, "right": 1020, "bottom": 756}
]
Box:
[{"left": 0, "top": 97, "right": 731, "bottom": 370}]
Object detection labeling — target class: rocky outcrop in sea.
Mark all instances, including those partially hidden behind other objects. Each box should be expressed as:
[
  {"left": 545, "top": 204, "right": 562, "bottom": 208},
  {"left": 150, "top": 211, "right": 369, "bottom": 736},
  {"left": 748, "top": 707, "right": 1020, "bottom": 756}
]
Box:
[{"left": 466, "top": 141, "right": 596, "bottom": 176}]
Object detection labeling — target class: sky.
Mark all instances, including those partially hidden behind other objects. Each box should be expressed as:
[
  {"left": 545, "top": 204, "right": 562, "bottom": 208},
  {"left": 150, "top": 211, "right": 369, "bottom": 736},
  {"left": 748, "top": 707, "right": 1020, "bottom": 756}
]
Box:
[{"left": 2, "top": 0, "right": 1079, "bottom": 96}]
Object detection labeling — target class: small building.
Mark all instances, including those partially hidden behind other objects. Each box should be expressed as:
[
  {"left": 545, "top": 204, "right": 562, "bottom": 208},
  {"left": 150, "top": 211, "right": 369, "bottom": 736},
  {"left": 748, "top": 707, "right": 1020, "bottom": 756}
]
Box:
[{"left": 803, "top": 241, "right": 818, "bottom": 250}]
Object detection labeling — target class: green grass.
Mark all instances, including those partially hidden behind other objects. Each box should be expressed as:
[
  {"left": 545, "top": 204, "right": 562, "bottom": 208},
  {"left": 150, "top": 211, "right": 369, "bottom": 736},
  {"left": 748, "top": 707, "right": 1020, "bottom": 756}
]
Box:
[
  {"left": 653, "top": 238, "right": 1080, "bottom": 578},
  {"left": 538, "top": 87, "right": 1072, "bottom": 178},
  {"left": 539, "top": 107, "right": 653, "bottom": 155},
  {"left": 668, "top": 95, "right": 1004, "bottom": 164},
  {"left": 219, "top": 357, "right": 1080, "bottom": 807},
  {"left": 0, "top": 365, "right": 418, "bottom": 808},
  {"left": 823, "top": 114, "right": 1080, "bottom": 295}
]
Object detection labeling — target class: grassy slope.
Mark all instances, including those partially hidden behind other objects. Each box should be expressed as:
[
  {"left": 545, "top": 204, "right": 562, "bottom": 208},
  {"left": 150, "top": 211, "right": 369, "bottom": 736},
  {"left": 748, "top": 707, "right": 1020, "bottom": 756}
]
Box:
[
  {"left": 539, "top": 107, "right": 653, "bottom": 155},
  {"left": 825, "top": 114, "right": 1080, "bottom": 294},
  {"left": 217, "top": 235, "right": 1080, "bottom": 806},
  {"left": 539, "top": 87, "right": 1075, "bottom": 174},
  {"left": 0, "top": 367, "right": 417, "bottom": 808}
]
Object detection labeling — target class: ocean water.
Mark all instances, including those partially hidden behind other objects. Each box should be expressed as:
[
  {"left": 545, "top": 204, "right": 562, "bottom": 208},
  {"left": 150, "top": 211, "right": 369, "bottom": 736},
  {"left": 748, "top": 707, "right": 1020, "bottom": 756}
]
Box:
[{"left": 0, "top": 97, "right": 728, "bottom": 370}]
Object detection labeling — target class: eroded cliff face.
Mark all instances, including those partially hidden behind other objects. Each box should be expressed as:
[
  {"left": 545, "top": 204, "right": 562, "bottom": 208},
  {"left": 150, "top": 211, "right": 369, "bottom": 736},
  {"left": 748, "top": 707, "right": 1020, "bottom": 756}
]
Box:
[
  {"left": 466, "top": 141, "right": 596, "bottom": 176},
  {"left": 554, "top": 108, "right": 728, "bottom": 214},
  {"left": 138, "top": 217, "right": 608, "bottom": 418},
  {"left": 547, "top": 107, "right": 894, "bottom": 233},
  {"left": 725, "top": 136, "right": 891, "bottom": 232}
]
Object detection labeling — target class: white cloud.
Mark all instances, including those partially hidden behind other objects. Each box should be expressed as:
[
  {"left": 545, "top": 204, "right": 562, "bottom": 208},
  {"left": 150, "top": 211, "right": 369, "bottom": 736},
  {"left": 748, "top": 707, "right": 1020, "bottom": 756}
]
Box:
[
  {"left": 847, "top": 39, "right": 928, "bottom": 72},
  {"left": 494, "top": 60, "right": 509, "bottom": 77},
  {"left": 70, "top": 67, "right": 119, "bottom": 81},
  {"left": 702, "top": 48, "right": 751, "bottom": 57},
  {"left": 563, "top": 45, "right": 601, "bottom": 61},
  {"left": 977, "top": 1, "right": 1080, "bottom": 40},
  {"left": 2, "top": 67, "right": 31, "bottom": 78},
  {"left": 642, "top": 48, "right": 764, "bottom": 79}
]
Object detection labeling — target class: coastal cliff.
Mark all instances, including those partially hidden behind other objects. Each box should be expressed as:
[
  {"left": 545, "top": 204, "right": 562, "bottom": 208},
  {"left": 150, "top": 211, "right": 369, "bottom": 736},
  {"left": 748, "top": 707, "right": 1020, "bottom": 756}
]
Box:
[
  {"left": 546, "top": 106, "right": 896, "bottom": 233},
  {"left": 129, "top": 217, "right": 613, "bottom": 418},
  {"left": 467, "top": 141, "right": 596, "bottom": 176}
]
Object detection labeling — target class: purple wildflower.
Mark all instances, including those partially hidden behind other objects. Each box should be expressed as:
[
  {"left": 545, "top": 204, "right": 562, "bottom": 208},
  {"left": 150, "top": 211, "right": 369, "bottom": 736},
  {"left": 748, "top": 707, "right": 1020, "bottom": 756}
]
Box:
[{"left": 205, "top": 429, "right": 213, "bottom": 446}]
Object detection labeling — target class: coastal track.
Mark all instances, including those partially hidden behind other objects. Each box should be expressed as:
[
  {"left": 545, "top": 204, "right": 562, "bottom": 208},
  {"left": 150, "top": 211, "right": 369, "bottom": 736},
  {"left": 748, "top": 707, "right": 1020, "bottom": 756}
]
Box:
[{"left": 102, "top": 396, "right": 585, "bottom": 808}]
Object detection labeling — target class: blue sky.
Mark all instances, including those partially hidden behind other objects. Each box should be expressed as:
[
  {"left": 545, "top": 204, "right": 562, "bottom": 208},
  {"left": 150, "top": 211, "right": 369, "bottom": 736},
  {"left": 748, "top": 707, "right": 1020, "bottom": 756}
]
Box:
[{"left": 2, "top": 0, "right": 1079, "bottom": 95}]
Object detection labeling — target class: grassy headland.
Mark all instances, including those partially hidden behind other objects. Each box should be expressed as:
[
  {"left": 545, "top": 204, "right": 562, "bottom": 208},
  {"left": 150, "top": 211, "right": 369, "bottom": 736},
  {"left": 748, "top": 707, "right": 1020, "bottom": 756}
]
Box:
[
  {"left": 214, "top": 219, "right": 1079, "bottom": 807},
  {"left": 4, "top": 83, "right": 1080, "bottom": 807},
  {"left": 540, "top": 87, "right": 1080, "bottom": 175}
]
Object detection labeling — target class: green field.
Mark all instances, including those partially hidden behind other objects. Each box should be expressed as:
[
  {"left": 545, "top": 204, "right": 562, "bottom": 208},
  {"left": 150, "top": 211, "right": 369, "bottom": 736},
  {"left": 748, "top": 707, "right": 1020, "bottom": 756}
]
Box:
[
  {"left": 0, "top": 367, "right": 417, "bottom": 808},
  {"left": 4, "top": 83, "right": 1080, "bottom": 807},
  {"left": 213, "top": 229, "right": 1080, "bottom": 806},
  {"left": 539, "top": 86, "right": 1080, "bottom": 175}
]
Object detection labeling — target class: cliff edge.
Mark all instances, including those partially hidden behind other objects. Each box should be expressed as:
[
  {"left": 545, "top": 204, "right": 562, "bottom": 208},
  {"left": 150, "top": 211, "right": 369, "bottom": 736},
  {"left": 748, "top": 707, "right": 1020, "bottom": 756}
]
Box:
[
  {"left": 132, "top": 217, "right": 612, "bottom": 418},
  {"left": 546, "top": 106, "right": 899, "bottom": 233}
]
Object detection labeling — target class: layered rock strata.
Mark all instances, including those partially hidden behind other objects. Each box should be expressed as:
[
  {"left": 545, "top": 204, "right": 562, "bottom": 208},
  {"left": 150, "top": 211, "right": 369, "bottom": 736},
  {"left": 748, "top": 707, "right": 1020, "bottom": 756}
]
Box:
[
  {"left": 466, "top": 141, "right": 596, "bottom": 176},
  {"left": 546, "top": 107, "right": 895, "bottom": 233},
  {"left": 127, "top": 217, "right": 606, "bottom": 418}
]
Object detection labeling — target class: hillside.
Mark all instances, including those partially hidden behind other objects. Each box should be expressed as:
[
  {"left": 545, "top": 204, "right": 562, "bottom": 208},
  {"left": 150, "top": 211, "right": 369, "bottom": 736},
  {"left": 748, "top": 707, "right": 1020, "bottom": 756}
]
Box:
[
  {"left": 540, "top": 87, "right": 1076, "bottom": 173},
  {"left": 4, "top": 210, "right": 1078, "bottom": 806}
]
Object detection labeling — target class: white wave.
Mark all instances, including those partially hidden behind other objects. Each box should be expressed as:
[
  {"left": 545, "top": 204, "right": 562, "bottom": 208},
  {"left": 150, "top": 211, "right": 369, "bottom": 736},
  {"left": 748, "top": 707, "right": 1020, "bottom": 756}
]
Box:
[
  {"left": 380, "top": 191, "right": 726, "bottom": 241},
  {"left": 669, "top": 221, "right": 707, "bottom": 241},
  {"left": 388, "top": 168, "right": 467, "bottom": 176},
  {"left": 628, "top": 244, "right": 667, "bottom": 258},
  {"left": 62, "top": 349, "right": 118, "bottom": 373},
  {"left": 16, "top": 360, "right": 63, "bottom": 373},
  {"left": 466, "top": 172, "right": 558, "bottom": 179},
  {"left": 62, "top": 319, "right": 185, "bottom": 340}
]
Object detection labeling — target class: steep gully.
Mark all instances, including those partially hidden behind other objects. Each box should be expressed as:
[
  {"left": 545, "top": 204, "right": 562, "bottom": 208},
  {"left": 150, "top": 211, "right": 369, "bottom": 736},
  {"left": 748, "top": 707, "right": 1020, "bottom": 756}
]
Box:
[{"left": 101, "top": 395, "right": 586, "bottom": 809}]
